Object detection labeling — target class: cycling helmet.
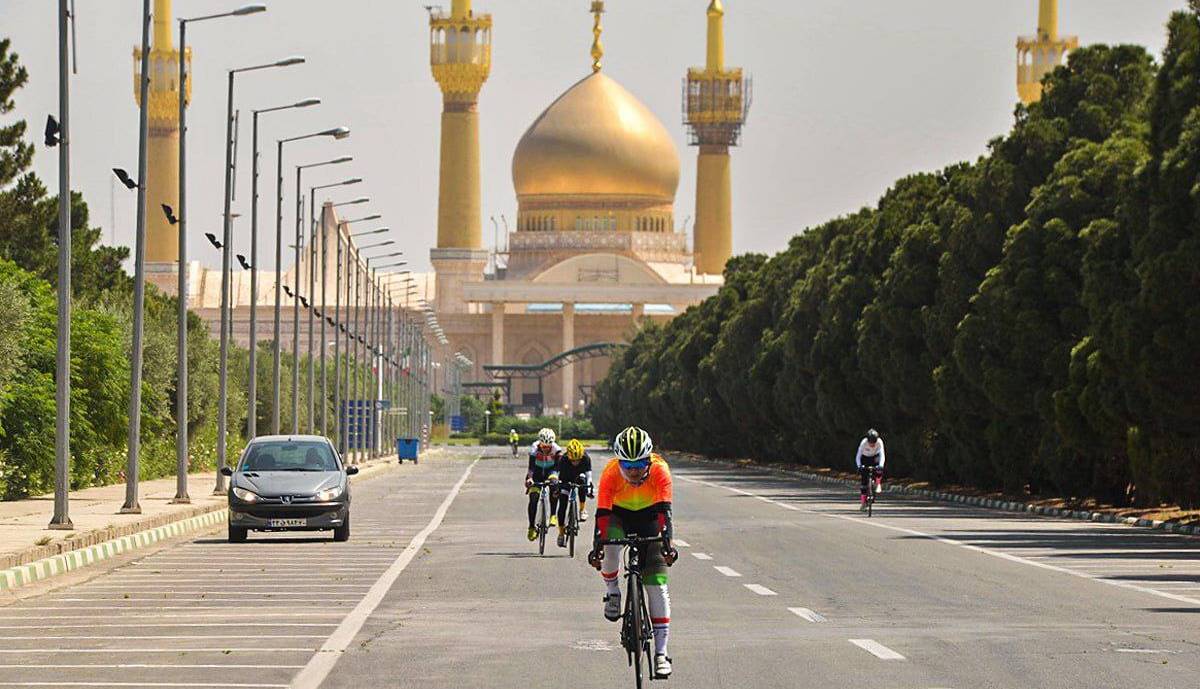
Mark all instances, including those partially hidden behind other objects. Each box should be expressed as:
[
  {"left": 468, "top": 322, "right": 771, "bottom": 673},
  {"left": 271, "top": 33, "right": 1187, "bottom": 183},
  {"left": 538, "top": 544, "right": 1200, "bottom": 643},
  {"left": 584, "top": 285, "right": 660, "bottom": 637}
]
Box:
[
  {"left": 866, "top": 428, "right": 879, "bottom": 443},
  {"left": 565, "top": 439, "right": 585, "bottom": 461},
  {"left": 613, "top": 426, "right": 653, "bottom": 465},
  {"left": 537, "top": 428, "right": 556, "bottom": 445}
]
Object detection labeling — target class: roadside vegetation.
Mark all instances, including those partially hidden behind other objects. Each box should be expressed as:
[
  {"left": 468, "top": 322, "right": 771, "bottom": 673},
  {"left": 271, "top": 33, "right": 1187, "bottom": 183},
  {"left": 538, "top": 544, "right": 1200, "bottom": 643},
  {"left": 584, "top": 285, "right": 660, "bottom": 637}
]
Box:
[
  {"left": 0, "top": 38, "right": 344, "bottom": 499},
  {"left": 592, "top": 10, "right": 1200, "bottom": 509}
]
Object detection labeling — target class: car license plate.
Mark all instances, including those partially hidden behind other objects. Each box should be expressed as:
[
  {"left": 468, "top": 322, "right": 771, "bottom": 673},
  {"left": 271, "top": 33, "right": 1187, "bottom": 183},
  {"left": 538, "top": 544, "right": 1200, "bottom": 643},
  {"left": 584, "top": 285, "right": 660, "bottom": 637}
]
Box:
[{"left": 267, "top": 518, "right": 306, "bottom": 527}]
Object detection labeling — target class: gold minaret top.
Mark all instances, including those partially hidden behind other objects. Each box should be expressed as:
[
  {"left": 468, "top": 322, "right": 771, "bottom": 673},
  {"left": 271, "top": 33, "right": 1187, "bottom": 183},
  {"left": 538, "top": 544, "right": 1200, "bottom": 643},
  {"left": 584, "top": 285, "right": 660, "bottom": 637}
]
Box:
[
  {"left": 429, "top": 0, "right": 493, "bottom": 105},
  {"left": 590, "top": 1, "right": 605, "bottom": 74},
  {"left": 132, "top": 0, "right": 191, "bottom": 132},
  {"left": 684, "top": 0, "right": 750, "bottom": 148},
  {"left": 1016, "top": 0, "right": 1078, "bottom": 104}
]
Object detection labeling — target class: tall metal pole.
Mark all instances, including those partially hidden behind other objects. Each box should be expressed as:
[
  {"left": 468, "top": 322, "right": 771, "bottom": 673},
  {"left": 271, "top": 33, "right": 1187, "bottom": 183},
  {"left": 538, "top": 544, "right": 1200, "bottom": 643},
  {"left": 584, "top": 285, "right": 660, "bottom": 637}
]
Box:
[
  {"left": 123, "top": 0, "right": 153, "bottom": 514},
  {"left": 172, "top": 18, "right": 190, "bottom": 503},
  {"left": 307, "top": 189, "right": 317, "bottom": 433},
  {"left": 292, "top": 166, "right": 303, "bottom": 433},
  {"left": 247, "top": 109, "right": 261, "bottom": 440},
  {"left": 272, "top": 139, "right": 284, "bottom": 434},
  {"left": 320, "top": 207, "right": 329, "bottom": 436},
  {"left": 333, "top": 225, "right": 343, "bottom": 451},
  {"left": 214, "top": 68, "right": 235, "bottom": 494},
  {"left": 350, "top": 253, "right": 360, "bottom": 460},
  {"left": 49, "top": 0, "right": 73, "bottom": 529}
]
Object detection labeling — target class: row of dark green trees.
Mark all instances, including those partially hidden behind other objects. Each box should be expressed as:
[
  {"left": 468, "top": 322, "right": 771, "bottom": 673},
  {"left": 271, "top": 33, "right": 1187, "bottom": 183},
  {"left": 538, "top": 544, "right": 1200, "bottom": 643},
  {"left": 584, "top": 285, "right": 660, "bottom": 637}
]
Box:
[
  {"left": 593, "top": 10, "right": 1200, "bottom": 508},
  {"left": 0, "top": 38, "right": 358, "bottom": 499}
]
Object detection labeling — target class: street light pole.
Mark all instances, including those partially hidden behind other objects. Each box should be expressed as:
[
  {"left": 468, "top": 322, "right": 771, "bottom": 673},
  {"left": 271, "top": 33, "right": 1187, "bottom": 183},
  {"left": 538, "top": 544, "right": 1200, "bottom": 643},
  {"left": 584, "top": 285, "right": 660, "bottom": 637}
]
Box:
[
  {"left": 49, "top": 0, "right": 73, "bottom": 529},
  {"left": 122, "top": 0, "right": 153, "bottom": 514},
  {"left": 172, "top": 0, "right": 268, "bottom": 509},
  {"left": 271, "top": 128, "right": 349, "bottom": 434},
  {"left": 248, "top": 98, "right": 319, "bottom": 442},
  {"left": 216, "top": 56, "right": 305, "bottom": 494},
  {"left": 307, "top": 179, "right": 363, "bottom": 437}
]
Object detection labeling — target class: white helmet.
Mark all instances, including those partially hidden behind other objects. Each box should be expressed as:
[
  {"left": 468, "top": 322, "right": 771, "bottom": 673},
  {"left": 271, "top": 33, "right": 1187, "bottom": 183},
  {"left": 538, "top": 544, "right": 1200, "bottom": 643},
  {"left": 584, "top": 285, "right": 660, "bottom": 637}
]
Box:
[
  {"left": 537, "top": 428, "right": 556, "bottom": 445},
  {"left": 613, "top": 426, "right": 654, "bottom": 463}
]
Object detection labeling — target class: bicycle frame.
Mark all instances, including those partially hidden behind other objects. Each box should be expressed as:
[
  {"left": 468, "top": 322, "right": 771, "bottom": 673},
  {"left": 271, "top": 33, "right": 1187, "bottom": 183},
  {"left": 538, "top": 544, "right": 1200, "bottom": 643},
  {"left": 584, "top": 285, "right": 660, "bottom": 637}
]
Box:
[{"left": 601, "top": 534, "right": 665, "bottom": 687}]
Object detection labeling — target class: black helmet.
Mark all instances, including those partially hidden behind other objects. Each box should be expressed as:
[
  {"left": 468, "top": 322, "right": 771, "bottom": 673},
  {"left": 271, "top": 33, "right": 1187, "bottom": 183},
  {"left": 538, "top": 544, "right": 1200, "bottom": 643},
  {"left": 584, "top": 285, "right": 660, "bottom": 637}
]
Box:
[{"left": 866, "top": 429, "right": 879, "bottom": 442}]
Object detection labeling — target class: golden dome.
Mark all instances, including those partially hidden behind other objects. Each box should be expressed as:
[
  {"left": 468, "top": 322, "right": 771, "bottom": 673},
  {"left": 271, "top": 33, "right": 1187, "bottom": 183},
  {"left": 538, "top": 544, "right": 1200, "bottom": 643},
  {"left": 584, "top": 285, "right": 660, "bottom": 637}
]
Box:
[{"left": 512, "top": 72, "right": 680, "bottom": 201}]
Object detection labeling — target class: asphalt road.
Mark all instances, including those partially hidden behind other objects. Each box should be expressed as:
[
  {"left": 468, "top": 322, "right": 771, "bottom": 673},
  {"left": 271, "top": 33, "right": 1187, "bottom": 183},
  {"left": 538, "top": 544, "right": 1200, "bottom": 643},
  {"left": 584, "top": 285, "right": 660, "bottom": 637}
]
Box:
[{"left": 1, "top": 446, "right": 1198, "bottom": 688}]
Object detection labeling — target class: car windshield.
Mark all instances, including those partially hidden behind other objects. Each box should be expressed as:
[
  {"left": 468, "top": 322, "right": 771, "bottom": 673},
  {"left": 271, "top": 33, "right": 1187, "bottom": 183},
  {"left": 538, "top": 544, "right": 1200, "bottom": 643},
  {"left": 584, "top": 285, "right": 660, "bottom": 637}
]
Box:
[{"left": 239, "top": 441, "right": 340, "bottom": 472}]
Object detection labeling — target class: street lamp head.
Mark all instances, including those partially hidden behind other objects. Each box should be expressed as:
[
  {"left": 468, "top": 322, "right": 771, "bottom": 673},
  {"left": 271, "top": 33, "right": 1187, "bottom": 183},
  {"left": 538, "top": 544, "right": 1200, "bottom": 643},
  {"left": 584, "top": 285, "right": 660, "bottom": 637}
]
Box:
[
  {"left": 342, "top": 177, "right": 363, "bottom": 185},
  {"left": 233, "top": 4, "right": 268, "bottom": 15},
  {"left": 319, "top": 127, "right": 351, "bottom": 140},
  {"left": 294, "top": 97, "right": 321, "bottom": 108},
  {"left": 275, "top": 56, "right": 306, "bottom": 67},
  {"left": 344, "top": 197, "right": 370, "bottom": 205}
]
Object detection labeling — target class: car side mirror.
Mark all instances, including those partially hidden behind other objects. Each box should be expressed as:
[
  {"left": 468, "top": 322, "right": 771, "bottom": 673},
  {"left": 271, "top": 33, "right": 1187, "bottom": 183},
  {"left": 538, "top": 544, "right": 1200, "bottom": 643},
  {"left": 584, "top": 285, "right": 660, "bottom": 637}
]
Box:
[
  {"left": 220, "top": 466, "right": 233, "bottom": 477},
  {"left": 346, "top": 465, "right": 360, "bottom": 476}
]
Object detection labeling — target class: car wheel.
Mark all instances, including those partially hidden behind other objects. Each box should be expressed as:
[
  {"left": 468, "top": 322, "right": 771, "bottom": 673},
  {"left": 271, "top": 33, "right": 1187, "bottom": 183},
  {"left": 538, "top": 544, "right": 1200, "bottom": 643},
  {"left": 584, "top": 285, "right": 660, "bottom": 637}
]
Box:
[
  {"left": 228, "top": 524, "right": 248, "bottom": 543},
  {"left": 333, "top": 517, "right": 350, "bottom": 542}
]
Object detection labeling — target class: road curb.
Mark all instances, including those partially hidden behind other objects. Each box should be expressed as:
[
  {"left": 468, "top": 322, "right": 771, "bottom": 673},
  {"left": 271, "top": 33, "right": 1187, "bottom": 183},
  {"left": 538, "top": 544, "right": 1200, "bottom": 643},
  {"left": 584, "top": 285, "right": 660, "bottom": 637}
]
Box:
[
  {"left": 0, "top": 508, "right": 228, "bottom": 592},
  {"left": 674, "top": 454, "right": 1200, "bottom": 538},
  {"left": 0, "top": 454, "right": 407, "bottom": 594}
]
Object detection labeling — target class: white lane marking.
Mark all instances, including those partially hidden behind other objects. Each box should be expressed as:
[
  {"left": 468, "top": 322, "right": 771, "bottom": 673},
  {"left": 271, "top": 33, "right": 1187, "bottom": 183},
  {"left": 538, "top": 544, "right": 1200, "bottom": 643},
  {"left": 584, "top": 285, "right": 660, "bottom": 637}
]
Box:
[
  {"left": 673, "top": 539, "right": 690, "bottom": 547},
  {"left": 788, "top": 607, "right": 827, "bottom": 623},
  {"left": 713, "top": 566, "right": 742, "bottom": 577},
  {"left": 290, "top": 459, "right": 479, "bottom": 689},
  {"left": 0, "top": 613, "right": 345, "bottom": 620},
  {"left": 0, "top": 684, "right": 287, "bottom": 688},
  {"left": 744, "top": 584, "right": 777, "bottom": 596},
  {"left": 0, "top": 665, "right": 304, "bottom": 669},
  {"left": 680, "top": 475, "right": 1200, "bottom": 608},
  {"left": 0, "top": 623, "right": 337, "bottom": 629},
  {"left": 691, "top": 553, "right": 713, "bottom": 561},
  {"left": 1, "top": 607, "right": 349, "bottom": 612},
  {"left": 0, "top": 649, "right": 315, "bottom": 654},
  {"left": 45, "top": 598, "right": 361, "bottom": 603},
  {"left": 81, "top": 585, "right": 372, "bottom": 590},
  {"left": 0, "top": 635, "right": 325, "bottom": 641},
  {"left": 849, "top": 639, "right": 906, "bottom": 660},
  {"left": 1113, "top": 648, "right": 1178, "bottom": 654}
]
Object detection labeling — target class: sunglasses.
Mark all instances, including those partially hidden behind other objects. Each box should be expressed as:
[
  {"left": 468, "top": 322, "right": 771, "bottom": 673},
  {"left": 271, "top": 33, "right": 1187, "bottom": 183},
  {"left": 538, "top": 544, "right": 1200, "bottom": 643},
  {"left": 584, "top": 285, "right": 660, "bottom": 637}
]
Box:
[{"left": 618, "top": 459, "right": 650, "bottom": 471}]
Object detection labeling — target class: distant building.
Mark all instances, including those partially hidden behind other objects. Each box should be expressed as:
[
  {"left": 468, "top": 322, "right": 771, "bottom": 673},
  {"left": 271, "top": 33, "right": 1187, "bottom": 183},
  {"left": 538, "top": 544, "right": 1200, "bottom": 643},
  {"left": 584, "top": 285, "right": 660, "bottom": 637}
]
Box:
[{"left": 1017, "top": 0, "right": 1079, "bottom": 104}]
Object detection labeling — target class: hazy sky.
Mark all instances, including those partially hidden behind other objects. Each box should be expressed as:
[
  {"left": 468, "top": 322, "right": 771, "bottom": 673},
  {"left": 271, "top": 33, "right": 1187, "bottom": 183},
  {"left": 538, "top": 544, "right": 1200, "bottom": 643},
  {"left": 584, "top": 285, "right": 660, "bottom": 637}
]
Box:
[{"left": 1, "top": 0, "right": 1186, "bottom": 274}]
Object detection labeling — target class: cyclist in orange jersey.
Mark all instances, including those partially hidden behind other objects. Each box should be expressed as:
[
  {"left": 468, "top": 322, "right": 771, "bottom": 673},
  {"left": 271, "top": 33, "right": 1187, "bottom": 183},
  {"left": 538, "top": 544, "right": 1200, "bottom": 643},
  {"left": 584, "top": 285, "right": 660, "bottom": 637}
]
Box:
[{"left": 587, "top": 426, "right": 678, "bottom": 678}]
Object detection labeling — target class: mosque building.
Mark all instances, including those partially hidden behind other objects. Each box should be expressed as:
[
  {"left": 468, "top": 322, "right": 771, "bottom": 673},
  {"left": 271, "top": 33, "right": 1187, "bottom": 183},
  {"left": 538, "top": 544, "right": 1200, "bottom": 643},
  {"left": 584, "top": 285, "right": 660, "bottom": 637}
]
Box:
[{"left": 136, "top": 0, "right": 747, "bottom": 419}]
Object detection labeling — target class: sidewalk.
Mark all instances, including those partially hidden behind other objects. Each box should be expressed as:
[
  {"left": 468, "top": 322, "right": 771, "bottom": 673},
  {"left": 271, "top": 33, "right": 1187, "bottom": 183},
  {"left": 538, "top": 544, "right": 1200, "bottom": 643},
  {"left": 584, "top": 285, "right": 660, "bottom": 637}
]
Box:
[{"left": 0, "top": 453, "right": 404, "bottom": 571}]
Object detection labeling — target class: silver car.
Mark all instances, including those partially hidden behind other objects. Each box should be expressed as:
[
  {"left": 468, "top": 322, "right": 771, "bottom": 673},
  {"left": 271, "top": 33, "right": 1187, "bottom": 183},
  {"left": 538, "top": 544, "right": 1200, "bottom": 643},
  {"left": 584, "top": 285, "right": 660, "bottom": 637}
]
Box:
[{"left": 221, "top": 435, "right": 358, "bottom": 542}]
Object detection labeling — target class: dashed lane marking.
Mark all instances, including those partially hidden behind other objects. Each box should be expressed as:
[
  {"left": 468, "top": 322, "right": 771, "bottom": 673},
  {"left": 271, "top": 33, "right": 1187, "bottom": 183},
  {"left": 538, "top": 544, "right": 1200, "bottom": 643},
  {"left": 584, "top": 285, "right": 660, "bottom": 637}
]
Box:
[
  {"left": 680, "top": 474, "right": 1200, "bottom": 608},
  {"left": 788, "top": 607, "right": 827, "bottom": 623},
  {"left": 713, "top": 566, "right": 741, "bottom": 577},
  {"left": 673, "top": 539, "right": 690, "bottom": 547},
  {"left": 849, "top": 639, "right": 906, "bottom": 660},
  {"left": 691, "top": 553, "right": 713, "bottom": 561},
  {"left": 744, "top": 584, "right": 777, "bottom": 596}
]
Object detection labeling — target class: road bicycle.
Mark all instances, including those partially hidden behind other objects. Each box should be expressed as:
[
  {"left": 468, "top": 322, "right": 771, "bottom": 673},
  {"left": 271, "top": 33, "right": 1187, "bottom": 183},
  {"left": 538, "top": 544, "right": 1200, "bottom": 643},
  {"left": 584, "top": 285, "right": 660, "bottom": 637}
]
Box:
[
  {"left": 599, "top": 533, "right": 669, "bottom": 688},
  {"left": 861, "top": 466, "right": 882, "bottom": 517},
  {"left": 561, "top": 481, "right": 585, "bottom": 558},
  {"left": 530, "top": 480, "right": 556, "bottom": 556}
]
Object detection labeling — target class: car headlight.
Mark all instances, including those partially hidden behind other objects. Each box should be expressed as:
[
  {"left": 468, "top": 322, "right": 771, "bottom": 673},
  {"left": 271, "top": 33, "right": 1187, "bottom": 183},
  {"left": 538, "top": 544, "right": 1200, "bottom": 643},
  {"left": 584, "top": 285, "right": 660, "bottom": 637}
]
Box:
[
  {"left": 316, "top": 484, "right": 345, "bottom": 502},
  {"left": 232, "top": 486, "right": 259, "bottom": 503}
]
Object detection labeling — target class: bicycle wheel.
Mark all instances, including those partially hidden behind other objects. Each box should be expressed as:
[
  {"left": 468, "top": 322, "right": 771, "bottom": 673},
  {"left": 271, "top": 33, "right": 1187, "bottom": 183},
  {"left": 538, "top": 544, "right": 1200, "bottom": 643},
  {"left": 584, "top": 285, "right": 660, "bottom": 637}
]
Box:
[
  {"left": 537, "top": 492, "right": 548, "bottom": 555},
  {"left": 628, "top": 571, "right": 644, "bottom": 689},
  {"left": 568, "top": 496, "right": 578, "bottom": 558},
  {"left": 867, "top": 492, "right": 874, "bottom": 517}
]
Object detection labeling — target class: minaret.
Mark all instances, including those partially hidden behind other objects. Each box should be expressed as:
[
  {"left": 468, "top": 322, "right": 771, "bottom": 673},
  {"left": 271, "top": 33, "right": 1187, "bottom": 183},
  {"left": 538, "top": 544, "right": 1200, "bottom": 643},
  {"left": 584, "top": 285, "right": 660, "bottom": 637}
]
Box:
[
  {"left": 684, "top": 0, "right": 749, "bottom": 276},
  {"left": 134, "top": 0, "right": 189, "bottom": 268},
  {"left": 1016, "top": 0, "right": 1078, "bottom": 104},
  {"left": 429, "top": 0, "right": 492, "bottom": 313}
]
